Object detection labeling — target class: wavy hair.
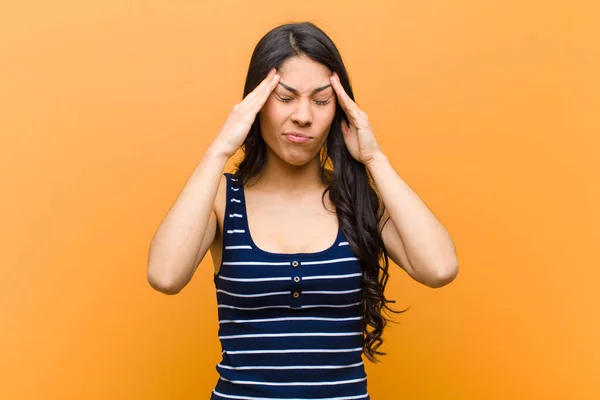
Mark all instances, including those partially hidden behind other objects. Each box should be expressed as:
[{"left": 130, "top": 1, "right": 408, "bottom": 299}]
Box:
[{"left": 232, "top": 21, "right": 407, "bottom": 362}]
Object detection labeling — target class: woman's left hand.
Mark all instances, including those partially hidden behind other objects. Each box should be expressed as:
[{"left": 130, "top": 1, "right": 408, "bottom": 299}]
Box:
[{"left": 330, "top": 72, "right": 383, "bottom": 166}]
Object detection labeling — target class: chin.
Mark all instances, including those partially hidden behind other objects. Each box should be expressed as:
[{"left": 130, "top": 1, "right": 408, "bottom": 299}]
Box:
[
  {"left": 275, "top": 146, "right": 319, "bottom": 167},
  {"left": 281, "top": 151, "right": 314, "bottom": 167},
  {"left": 288, "top": 158, "right": 313, "bottom": 167},
  {"left": 263, "top": 134, "right": 323, "bottom": 167}
]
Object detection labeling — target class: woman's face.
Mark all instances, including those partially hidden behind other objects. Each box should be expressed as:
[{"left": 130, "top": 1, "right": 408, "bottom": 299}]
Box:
[{"left": 259, "top": 55, "right": 336, "bottom": 166}]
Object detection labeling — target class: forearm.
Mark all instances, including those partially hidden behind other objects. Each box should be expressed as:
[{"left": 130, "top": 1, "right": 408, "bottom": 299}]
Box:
[
  {"left": 147, "top": 145, "right": 228, "bottom": 291},
  {"left": 366, "top": 152, "right": 458, "bottom": 283}
]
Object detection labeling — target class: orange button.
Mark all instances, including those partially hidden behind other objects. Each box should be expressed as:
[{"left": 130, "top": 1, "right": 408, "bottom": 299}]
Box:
[
  {"left": 293, "top": 276, "right": 300, "bottom": 283},
  {"left": 292, "top": 292, "right": 300, "bottom": 299},
  {"left": 292, "top": 261, "right": 299, "bottom": 267}
]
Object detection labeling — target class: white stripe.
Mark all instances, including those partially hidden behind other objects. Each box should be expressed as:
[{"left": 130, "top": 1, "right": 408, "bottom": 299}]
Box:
[
  {"left": 302, "top": 257, "right": 359, "bottom": 266},
  {"left": 219, "top": 276, "right": 289, "bottom": 282},
  {"left": 212, "top": 390, "right": 368, "bottom": 400},
  {"left": 219, "top": 316, "right": 362, "bottom": 324},
  {"left": 232, "top": 187, "right": 240, "bottom": 191},
  {"left": 303, "top": 273, "right": 362, "bottom": 280},
  {"left": 217, "top": 289, "right": 289, "bottom": 298},
  {"left": 219, "top": 376, "right": 366, "bottom": 387},
  {"left": 231, "top": 198, "right": 241, "bottom": 203},
  {"left": 222, "top": 261, "right": 290, "bottom": 266},
  {"left": 218, "top": 301, "right": 361, "bottom": 311},
  {"left": 219, "top": 332, "right": 362, "bottom": 340},
  {"left": 223, "top": 347, "right": 363, "bottom": 355},
  {"left": 229, "top": 213, "right": 244, "bottom": 218},
  {"left": 231, "top": 178, "right": 238, "bottom": 181},
  {"left": 217, "top": 361, "right": 363, "bottom": 370},
  {"left": 338, "top": 241, "right": 350, "bottom": 246},
  {"left": 303, "top": 289, "right": 362, "bottom": 295},
  {"left": 224, "top": 245, "right": 253, "bottom": 250},
  {"left": 226, "top": 229, "right": 245, "bottom": 234},
  {"left": 218, "top": 273, "right": 361, "bottom": 282}
]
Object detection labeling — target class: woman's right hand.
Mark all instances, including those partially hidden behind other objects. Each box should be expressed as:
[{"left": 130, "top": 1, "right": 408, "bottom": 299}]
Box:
[{"left": 211, "top": 68, "right": 280, "bottom": 159}]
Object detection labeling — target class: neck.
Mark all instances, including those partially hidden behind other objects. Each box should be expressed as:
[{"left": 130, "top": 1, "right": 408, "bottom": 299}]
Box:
[{"left": 249, "top": 147, "right": 325, "bottom": 194}]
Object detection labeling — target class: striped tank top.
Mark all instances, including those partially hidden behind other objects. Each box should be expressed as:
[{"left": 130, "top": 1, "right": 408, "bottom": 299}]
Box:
[{"left": 211, "top": 173, "right": 369, "bottom": 400}]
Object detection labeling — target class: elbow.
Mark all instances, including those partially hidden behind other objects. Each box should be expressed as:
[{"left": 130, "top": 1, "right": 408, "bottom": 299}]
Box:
[
  {"left": 147, "top": 267, "right": 184, "bottom": 295},
  {"left": 424, "top": 259, "right": 459, "bottom": 289}
]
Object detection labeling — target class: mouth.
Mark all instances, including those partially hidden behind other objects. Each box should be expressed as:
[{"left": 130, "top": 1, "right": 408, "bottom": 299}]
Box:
[{"left": 283, "top": 132, "right": 312, "bottom": 143}]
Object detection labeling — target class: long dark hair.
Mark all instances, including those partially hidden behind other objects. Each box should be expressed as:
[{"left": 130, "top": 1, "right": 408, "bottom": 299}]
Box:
[{"left": 233, "top": 21, "right": 407, "bottom": 362}]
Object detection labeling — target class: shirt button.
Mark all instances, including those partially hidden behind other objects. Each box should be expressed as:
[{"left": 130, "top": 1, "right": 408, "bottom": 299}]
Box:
[
  {"left": 292, "top": 260, "right": 299, "bottom": 267},
  {"left": 292, "top": 291, "right": 300, "bottom": 299},
  {"left": 293, "top": 276, "right": 300, "bottom": 283}
]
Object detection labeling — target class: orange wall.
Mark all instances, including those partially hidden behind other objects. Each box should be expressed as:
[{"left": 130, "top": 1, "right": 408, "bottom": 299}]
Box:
[{"left": 1, "top": 1, "right": 598, "bottom": 399}]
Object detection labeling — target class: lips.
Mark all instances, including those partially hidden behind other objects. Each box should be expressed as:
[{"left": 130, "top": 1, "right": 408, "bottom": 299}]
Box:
[
  {"left": 284, "top": 132, "right": 311, "bottom": 138},
  {"left": 284, "top": 132, "right": 312, "bottom": 143}
]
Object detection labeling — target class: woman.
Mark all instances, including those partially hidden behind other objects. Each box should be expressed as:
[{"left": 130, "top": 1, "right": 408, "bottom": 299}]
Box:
[{"left": 148, "top": 21, "right": 458, "bottom": 399}]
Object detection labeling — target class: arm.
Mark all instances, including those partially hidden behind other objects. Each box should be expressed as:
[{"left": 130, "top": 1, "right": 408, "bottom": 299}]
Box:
[
  {"left": 368, "top": 153, "right": 458, "bottom": 288},
  {"left": 147, "top": 147, "right": 227, "bottom": 295},
  {"left": 147, "top": 68, "right": 281, "bottom": 295},
  {"left": 328, "top": 71, "right": 458, "bottom": 288}
]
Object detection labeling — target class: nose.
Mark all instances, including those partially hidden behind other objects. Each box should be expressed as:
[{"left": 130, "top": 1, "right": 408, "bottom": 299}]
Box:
[{"left": 290, "top": 98, "right": 312, "bottom": 127}]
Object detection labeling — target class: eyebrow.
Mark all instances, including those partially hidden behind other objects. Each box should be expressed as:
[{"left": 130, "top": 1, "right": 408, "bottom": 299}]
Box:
[{"left": 278, "top": 82, "right": 332, "bottom": 95}]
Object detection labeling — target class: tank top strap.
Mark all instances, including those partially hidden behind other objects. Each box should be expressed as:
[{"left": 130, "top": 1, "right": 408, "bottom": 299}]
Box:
[{"left": 222, "top": 173, "right": 253, "bottom": 250}]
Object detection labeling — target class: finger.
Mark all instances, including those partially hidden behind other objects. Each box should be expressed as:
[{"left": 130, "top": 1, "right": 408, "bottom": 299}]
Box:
[
  {"left": 244, "top": 68, "right": 278, "bottom": 103},
  {"left": 329, "top": 72, "right": 350, "bottom": 110},
  {"left": 330, "top": 73, "right": 361, "bottom": 120},
  {"left": 248, "top": 72, "right": 280, "bottom": 112},
  {"left": 253, "top": 71, "right": 280, "bottom": 103},
  {"left": 243, "top": 69, "right": 275, "bottom": 103}
]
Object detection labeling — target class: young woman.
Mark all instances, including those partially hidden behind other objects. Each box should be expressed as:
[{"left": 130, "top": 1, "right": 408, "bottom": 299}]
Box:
[{"left": 148, "top": 21, "right": 458, "bottom": 400}]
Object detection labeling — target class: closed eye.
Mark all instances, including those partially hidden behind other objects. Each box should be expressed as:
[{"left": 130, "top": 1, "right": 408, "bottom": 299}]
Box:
[
  {"left": 276, "top": 95, "right": 331, "bottom": 106},
  {"left": 277, "top": 96, "right": 293, "bottom": 103}
]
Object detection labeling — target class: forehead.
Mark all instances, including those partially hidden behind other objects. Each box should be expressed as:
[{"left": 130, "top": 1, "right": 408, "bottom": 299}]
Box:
[{"left": 277, "top": 56, "right": 332, "bottom": 93}]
